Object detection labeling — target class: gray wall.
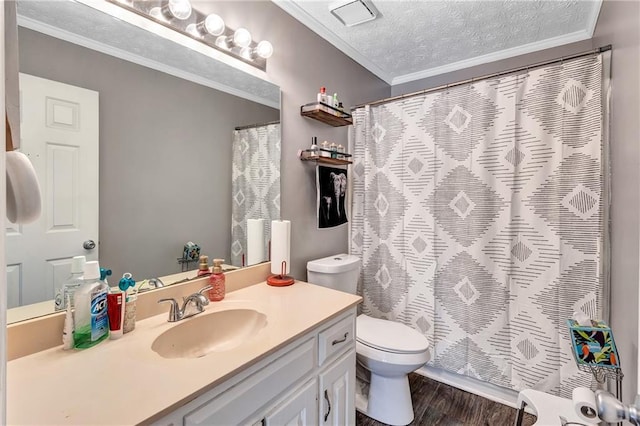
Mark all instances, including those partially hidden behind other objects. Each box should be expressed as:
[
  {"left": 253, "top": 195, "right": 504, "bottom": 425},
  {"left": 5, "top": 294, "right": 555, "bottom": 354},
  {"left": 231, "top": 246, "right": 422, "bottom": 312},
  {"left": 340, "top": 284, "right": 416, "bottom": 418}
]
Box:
[
  {"left": 392, "top": 0, "right": 640, "bottom": 402},
  {"left": 193, "top": 1, "right": 391, "bottom": 279},
  {"left": 18, "top": 27, "right": 279, "bottom": 280}
]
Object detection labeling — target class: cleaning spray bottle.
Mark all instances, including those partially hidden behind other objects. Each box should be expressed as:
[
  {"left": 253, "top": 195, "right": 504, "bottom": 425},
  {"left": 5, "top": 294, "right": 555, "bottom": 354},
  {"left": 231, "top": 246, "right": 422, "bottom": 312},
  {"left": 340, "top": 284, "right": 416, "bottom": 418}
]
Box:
[
  {"left": 73, "top": 261, "right": 109, "bottom": 349},
  {"left": 208, "top": 259, "right": 225, "bottom": 301}
]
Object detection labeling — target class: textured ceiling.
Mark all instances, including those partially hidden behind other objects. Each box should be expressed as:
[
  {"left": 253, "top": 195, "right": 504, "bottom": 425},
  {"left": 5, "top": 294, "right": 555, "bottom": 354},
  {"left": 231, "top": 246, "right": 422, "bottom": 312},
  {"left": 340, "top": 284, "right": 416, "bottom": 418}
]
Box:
[
  {"left": 16, "top": 1, "right": 280, "bottom": 108},
  {"left": 275, "top": 0, "right": 602, "bottom": 85}
]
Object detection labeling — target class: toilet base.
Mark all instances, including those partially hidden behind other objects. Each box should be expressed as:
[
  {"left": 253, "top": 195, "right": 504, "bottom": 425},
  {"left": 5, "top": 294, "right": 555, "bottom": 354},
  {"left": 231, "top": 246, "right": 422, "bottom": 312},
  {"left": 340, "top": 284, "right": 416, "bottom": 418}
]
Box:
[{"left": 366, "top": 372, "right": 414, "bottom": 426}]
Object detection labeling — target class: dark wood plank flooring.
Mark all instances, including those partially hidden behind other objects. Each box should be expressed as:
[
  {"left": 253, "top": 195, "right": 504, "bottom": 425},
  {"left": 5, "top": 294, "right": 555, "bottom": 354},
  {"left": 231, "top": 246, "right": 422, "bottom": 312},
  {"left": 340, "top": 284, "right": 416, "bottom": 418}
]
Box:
[{"left": 356, "top": 374, "right": 537, "bottom": 426}]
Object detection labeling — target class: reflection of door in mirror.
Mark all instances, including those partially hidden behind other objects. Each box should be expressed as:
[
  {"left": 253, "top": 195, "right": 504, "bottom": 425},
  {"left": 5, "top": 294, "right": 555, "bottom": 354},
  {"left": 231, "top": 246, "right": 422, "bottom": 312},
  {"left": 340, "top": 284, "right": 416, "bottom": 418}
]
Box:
[
  {"left": 231, "top": 122, "right": 281, "bottom": 267},
  {"left": 6, "top": 73, "right": 99, "bottom": 310},
  {"left": 8, "top": 7, "right": 280, "bottom": 324}
]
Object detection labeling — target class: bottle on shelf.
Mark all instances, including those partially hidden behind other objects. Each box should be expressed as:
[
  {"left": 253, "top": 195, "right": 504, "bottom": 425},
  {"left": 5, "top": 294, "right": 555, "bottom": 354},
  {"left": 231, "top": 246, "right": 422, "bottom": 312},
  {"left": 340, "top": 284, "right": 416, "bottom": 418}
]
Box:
[
  {"left": 310, "top": 136, "right": 319, "bottom": 158},
  {"left": 317, "top": 86, "right": 327, "bottom": 105},
  {"left": 333, "top": 93, "right": 339, "bottom": 109},
  {"left": 329, "top": 142, "right": 338, "bottom": 159},
  {"left": 208, "top": 259, "right": 226, "bottom": 301},
  {"left": 320, "top": 141, "right": 331, "bottom": 157}
]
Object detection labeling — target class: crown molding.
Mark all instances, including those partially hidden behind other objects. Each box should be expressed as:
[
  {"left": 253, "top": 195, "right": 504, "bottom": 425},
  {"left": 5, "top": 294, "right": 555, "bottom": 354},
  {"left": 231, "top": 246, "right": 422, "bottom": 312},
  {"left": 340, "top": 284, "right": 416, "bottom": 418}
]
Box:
[
  {"left": 586, "top": 0, "right": 603, "bottom": 37},
  {"left": 391, "top": 30, "right": 594, "bottom": 86}
]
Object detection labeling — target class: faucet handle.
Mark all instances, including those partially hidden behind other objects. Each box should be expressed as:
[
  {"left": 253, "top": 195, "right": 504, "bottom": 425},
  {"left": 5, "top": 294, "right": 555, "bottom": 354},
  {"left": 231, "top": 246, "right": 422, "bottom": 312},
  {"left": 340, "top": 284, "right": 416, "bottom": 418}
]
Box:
[
  {"left": 198, "top": 285, "right": 213, "bottom": 295},
  {"left": 197, "top": 285, "right": 213, "bottom": 306},
  {"left": 158, "top": 298, "right": 181, "bottom": 322}
]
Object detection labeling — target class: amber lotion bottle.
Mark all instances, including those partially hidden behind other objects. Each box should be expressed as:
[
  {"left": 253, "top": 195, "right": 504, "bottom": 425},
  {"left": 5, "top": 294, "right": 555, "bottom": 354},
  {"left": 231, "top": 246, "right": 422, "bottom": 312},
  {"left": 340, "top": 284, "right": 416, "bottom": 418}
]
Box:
[{"left": 208, "top": 259, "right": 225, "bottom": 301}]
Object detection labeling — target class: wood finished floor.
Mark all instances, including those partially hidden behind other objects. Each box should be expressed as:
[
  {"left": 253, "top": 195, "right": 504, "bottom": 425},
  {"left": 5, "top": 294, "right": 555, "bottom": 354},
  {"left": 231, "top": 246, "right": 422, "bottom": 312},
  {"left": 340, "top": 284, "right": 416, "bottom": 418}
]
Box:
[{"left": 355, "top": 374, "right": 537, "bottom": 426}]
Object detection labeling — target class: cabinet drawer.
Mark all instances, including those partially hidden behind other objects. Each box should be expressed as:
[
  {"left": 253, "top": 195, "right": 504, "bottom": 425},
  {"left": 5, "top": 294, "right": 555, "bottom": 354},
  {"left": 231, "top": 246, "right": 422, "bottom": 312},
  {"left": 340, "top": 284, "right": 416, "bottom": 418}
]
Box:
[
  {"left": 184, "top": 338, "right": 316, "bottom": 425},
  {"left": 318, "top": 313, "right": 355, "bottom": 366}
]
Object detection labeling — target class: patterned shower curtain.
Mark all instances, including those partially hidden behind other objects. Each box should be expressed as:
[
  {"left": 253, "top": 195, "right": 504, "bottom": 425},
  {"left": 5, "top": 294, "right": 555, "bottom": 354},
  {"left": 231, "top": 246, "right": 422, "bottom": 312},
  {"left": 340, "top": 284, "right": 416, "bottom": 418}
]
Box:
[
  {"left": 350, "top": 54, "right": 608, "bottom": 396},
  {"left": 231, "top": 122, "right": 281, "bottom": 267}
]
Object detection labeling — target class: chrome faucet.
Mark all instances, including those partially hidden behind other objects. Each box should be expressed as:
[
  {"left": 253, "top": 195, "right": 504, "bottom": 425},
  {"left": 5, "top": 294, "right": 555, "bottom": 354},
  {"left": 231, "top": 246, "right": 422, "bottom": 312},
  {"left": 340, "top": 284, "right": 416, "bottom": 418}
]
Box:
[{"left": 157, "top": 285, "right": 212, "bottom": 322}]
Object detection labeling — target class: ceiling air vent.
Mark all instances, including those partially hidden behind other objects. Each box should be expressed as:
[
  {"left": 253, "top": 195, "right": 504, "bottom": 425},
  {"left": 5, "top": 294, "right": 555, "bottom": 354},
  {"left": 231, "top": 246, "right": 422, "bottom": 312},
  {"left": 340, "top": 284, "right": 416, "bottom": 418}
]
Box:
[{"left": 328, "top": 0, "right": 379, "bottom": 27}]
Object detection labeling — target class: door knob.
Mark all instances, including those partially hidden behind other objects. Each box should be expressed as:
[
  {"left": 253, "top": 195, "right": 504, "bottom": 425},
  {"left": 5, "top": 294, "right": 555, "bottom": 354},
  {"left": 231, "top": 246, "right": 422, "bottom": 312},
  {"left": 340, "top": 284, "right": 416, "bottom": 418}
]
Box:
[{"left": 83, "top": 240, "right": 96, "bottom": 250}]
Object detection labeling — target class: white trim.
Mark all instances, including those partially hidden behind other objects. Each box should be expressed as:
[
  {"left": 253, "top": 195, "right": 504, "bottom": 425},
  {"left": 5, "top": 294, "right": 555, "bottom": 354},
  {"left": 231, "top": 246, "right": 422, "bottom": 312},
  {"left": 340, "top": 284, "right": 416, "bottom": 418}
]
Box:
[
  {"left": 586, "top": 0, "right": 604, "bottom": 37},
  {"left": 17, "top": 16, "right": 280, "bottom": 110},
  {"left": 415, "top": 366, "right": 519, "bottom": 409},
  {"left": 272, "top": 0, "right": 394, "bottom": 84},
  {"left": 391, "top": 30, "right": 594, "bottom": 86},
  {"left": 1, "top": 3, "right": 7, "bottom": 423}
]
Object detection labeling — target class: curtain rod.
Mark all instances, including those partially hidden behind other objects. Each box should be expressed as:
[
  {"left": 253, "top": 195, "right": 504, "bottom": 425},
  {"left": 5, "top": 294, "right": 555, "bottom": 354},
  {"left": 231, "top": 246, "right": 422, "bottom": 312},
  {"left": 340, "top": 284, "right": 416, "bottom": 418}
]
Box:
[
  {"left": 353, "top": 44, "right": 612, "bottom": 110},
  {"left": 234, "top": 120, "right": 280, "bottom": 131}
]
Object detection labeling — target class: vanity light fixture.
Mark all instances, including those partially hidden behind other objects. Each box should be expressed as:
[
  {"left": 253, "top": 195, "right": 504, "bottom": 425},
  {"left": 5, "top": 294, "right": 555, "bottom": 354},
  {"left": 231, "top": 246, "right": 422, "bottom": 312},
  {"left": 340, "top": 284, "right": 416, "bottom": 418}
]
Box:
[{"left": 109, "top": 0, "right": 273, "bottom": 71}]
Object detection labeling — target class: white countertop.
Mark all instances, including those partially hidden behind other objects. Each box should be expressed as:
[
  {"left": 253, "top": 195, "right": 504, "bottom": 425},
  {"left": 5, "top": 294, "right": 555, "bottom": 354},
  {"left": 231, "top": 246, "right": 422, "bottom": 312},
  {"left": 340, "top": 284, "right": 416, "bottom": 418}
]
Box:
[{"left": 7, "top": 281, "right": 361, "bottom": 425}]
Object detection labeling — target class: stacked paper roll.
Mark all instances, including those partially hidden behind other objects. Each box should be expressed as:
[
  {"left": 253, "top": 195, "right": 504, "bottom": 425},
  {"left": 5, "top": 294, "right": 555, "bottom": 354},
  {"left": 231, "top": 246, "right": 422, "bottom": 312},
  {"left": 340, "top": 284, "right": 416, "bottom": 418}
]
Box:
[
  {"left": 247, "top": 219, "right": 265, "bottom": 266},
  {"left": 271, "top": 220, "right": 291, "bottom": 275},
  {"left": 572, "top": 387, "right": 599, "bottom": 423}
]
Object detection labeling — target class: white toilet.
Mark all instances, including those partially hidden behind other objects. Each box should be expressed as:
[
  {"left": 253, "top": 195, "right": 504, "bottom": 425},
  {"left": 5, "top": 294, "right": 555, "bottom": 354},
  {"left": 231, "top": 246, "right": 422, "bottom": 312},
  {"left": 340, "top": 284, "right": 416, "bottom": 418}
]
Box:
[{"left": 307, "top": 254, "right": 430, "bottom": 426}]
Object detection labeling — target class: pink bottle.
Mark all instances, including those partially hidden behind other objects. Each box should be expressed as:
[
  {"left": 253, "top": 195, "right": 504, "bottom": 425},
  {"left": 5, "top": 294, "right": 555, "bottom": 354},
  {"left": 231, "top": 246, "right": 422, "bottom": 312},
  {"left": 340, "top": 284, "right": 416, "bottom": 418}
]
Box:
[{"left": 208, "top": 258, "right": 225, "bottom": 301}]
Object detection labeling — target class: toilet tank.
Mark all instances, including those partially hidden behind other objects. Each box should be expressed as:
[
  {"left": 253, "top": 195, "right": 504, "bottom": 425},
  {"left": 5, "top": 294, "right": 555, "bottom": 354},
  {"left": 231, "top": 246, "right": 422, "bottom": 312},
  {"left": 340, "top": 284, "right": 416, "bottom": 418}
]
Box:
[{"left": 306, "top": 254, "right": 360, "bottom": 294}]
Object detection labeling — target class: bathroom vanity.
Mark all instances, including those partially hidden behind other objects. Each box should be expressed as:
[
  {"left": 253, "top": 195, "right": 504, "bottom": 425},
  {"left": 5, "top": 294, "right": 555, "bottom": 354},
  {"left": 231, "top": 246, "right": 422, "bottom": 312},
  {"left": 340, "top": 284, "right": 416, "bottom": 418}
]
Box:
[{"left": 6, "top": 280, "right": 361, "bottom": 425}]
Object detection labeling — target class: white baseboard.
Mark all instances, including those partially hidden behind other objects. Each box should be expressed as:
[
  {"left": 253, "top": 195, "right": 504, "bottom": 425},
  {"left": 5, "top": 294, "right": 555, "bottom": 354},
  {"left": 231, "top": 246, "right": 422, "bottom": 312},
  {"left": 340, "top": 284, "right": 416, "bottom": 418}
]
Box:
[{"left": 415, "top": 366, "right": 520, "bottom": 409}]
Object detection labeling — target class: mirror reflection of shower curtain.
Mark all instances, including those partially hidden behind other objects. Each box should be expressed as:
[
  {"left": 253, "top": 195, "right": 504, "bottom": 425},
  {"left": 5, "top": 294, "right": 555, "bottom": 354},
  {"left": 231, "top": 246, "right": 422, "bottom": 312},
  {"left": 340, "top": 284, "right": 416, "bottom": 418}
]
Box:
[
  {"left": 231, "top": 122, "right": 280, "bottom": 267},
  {"left": 350, "top": 53, "right": 609, "bottom": 398}
]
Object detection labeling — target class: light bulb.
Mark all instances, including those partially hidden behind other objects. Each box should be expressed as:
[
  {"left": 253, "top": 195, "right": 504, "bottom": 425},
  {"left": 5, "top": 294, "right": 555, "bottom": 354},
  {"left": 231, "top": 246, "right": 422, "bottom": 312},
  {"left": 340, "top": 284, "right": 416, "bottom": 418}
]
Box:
[
  {"left": 233, "top": 28, "right": 252, "bottom": 48},
  {"left": 166, "top": 0, "right": 192, "bottom": 20},
  {"left": 187, "top": 13, "right": 225, "bottom": 37},
  {"left": 215, "top": 35, "right": 229, "bottom": 49},
  {"left": 239, "top": 47, "right": 253, "bottom": 60},
  {"left": 203, "top": 14, "right": 225, "bottom": 36},
  {"left": 255, "top": 40, "right": 273, "bottom": 59}
]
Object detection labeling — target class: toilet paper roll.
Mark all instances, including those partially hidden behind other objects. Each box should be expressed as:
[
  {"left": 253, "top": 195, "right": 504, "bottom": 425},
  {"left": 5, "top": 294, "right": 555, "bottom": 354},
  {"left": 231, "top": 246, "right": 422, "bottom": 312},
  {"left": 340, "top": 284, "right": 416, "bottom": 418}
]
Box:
[
  {"left": 271, "top": 220, "right": 291, "bottom": 275},
  {"left": 572, "top": 387, "right": 599, "bottom": 423},
  {"left": 247, "top": 219, "right": 265, "bottom": 266}
]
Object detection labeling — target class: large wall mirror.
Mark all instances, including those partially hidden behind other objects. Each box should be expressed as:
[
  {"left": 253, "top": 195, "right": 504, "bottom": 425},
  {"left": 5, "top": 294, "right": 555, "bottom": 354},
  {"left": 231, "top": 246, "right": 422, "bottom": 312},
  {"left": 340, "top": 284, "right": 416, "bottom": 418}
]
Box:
[{"left": 6, "top": 1, "right": 281, "bottom": 323}]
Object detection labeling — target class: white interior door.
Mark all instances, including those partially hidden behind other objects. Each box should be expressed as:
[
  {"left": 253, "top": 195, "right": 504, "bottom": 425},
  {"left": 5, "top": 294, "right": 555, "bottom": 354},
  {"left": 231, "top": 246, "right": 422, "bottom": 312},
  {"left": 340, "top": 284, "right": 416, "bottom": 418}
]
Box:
[{"left": 5, "top": 73, "right": 99, "bottom": 308}]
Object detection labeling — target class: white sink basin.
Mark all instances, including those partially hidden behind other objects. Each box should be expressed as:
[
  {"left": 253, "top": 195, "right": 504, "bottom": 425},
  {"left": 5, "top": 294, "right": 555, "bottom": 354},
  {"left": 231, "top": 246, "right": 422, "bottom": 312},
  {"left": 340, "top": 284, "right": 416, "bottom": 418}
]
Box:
[{"left": 151, "top": 308, "right": 267, "bottom": 359}]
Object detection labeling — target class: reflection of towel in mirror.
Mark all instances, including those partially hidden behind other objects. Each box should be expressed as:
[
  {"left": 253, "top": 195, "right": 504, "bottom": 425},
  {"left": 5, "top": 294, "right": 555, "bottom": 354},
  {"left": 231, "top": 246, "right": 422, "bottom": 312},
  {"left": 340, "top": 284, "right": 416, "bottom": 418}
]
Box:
[{"left": 6, "top": 151, "right": 42, "bottom": 224}]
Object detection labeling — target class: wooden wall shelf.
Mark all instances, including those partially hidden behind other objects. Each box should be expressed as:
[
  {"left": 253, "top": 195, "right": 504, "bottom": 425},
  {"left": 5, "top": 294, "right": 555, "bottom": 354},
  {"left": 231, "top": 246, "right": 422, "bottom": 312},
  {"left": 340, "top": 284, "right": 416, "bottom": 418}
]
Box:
[
  {"left": 298, "top": 149, "right": 353, "bottom": 165},
  {"left": 300, "top": 102, "right": 352, "bottom": 127}
]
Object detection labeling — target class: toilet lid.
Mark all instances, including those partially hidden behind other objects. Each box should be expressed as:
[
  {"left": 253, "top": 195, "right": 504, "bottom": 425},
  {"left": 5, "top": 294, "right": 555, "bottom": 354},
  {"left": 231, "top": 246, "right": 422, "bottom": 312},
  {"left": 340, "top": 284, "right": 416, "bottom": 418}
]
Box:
[{"left": 356, "top": 315, "right": 429, "bottom": 354}]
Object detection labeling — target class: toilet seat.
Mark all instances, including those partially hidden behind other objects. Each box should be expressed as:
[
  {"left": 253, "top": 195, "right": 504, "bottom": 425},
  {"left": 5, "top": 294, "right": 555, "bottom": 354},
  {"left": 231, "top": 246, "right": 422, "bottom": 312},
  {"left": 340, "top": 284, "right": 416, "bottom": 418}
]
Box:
[{"left": 356, "top": 314, "right": 429, "bottom": 354}]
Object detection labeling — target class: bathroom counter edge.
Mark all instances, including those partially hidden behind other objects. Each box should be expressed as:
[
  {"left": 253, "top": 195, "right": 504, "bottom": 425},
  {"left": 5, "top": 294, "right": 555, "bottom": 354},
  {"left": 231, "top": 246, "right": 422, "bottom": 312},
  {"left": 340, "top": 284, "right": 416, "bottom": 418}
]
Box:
[{"left": 7, "top": 281, "right": 362, "bottom": 425}]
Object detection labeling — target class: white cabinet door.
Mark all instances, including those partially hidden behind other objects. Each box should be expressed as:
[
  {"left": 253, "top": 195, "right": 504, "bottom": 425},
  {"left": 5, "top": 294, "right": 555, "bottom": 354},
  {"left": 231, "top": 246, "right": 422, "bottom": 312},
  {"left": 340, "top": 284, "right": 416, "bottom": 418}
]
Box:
[
  {"left": 264, "top": 379, "right": 318, "bottom": 426},
  {"left": 319, "top": 349, "right": 355, "bottom": 426},
  {"left": 184, "top": 339, "right": 315, "bottom": 426}
]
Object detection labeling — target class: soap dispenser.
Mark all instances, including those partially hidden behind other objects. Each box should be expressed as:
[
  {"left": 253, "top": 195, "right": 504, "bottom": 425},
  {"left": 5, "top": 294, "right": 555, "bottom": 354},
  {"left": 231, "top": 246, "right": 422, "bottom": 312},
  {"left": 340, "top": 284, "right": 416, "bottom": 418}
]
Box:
[
  {"left": 208, "top": 259, "right": 225, "bottom": 301},
  {"left": 197, "top": 255, "right": 211, "bottom": 277}
]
